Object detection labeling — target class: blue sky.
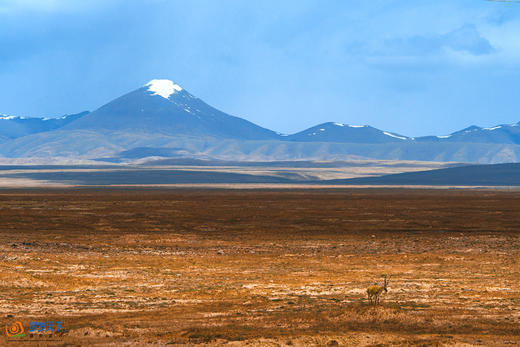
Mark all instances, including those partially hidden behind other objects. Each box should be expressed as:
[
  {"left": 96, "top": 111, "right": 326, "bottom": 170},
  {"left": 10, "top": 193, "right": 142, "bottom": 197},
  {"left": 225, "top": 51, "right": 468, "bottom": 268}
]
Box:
[{"left": 1, "top": 0, "right": 519, "bottom": 136}]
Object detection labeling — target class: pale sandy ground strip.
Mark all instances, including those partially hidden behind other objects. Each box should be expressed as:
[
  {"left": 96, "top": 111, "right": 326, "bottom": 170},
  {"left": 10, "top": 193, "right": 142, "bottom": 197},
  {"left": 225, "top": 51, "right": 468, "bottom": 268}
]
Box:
[
  {"left": 0, "top": 181, "right": 518, "bottom": 189},
  {"left": 84, "top": 184, "right": 520, "bottom": 189},
  {"left": 0, "top": 164, "right": 451, "bottom": 178},
  {"left": 0, "top": 178, "right": 72, "bottom": 188},
  {"left": 0, "top": 167, "right": 434, "bottom": 180}
]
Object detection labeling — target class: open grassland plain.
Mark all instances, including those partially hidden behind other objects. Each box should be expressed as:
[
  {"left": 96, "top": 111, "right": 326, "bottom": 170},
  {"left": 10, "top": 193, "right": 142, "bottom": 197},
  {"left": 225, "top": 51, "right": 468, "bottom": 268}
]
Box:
[
  {"left": 0, "top": 189, "right": 519, "bottom": 346},
  {"left": 0, "top": 160, "right": 455, "bottom": 187}
]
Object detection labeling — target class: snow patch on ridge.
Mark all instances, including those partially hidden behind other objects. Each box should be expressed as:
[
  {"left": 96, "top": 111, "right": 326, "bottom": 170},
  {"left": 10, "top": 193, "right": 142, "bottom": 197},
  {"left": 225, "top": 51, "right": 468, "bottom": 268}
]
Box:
[
  {"left": 483, "top": 126, "right": 502, "bottom": 131},
  {"left": 383, "top": 131, "right": 407, "bottom": 140},
  {"left": 43, "top": 114, "right": 72, "bottom": 121},
  {"left": 0, "top": 114, "right": 25, "bottom": 120},
  {"left": 145, "top": 79, "right": 183, "bottom": 99},
  {"left": 333, "top": 123, "right": 365, "bottom": 128}
]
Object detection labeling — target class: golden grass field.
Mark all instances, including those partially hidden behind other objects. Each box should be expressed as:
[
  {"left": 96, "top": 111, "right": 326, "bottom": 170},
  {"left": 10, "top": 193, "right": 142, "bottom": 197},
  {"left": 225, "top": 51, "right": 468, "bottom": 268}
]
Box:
[{"left": 0, "top": 189, "right": 519, "bottom": 346}]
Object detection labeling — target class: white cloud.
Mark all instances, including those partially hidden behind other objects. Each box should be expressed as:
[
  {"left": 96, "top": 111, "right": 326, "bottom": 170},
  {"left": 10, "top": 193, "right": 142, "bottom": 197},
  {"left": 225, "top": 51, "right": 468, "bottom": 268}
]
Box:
[{"left": 366, "top": 25, "right": 495, "bottom": 58}]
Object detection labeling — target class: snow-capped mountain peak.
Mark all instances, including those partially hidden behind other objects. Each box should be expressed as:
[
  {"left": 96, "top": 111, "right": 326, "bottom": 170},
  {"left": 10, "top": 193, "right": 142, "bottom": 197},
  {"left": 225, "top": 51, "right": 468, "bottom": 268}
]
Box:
[{"left": 145, "top": 79, "right": 183, "bottom": 99}]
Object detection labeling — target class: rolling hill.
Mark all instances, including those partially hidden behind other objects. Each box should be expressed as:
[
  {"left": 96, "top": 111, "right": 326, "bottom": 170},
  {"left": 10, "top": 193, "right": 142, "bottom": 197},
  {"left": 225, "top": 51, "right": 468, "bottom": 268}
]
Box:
[{"left": 332, "top": 163, "right": 520, "bottom": 186}]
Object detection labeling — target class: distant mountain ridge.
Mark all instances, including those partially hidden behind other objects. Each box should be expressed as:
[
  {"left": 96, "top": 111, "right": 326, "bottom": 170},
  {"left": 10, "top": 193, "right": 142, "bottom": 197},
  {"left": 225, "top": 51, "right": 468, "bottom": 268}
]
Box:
[
  {"left": 0, "top": 112, "right": 88, "bottom": 139},
  {"left": 0, "top": 79, "right": 519, "bottom": 163},
  {"left": 414, "top": 122, "right": 520, "bottom": 144},
  {"left": 286, "top": 122, "right": 409, "bottom": 143}
]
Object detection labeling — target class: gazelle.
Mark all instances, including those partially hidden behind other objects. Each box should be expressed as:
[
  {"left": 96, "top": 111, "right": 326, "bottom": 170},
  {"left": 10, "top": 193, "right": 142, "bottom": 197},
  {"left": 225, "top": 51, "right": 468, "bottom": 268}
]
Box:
[{"left": 367, "top": 275, "right": 388, "bottom": 305}]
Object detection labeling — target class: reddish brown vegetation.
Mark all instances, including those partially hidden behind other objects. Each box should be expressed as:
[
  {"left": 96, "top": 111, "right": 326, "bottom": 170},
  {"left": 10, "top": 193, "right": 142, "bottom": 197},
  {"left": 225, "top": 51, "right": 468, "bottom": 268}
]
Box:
[{"left": 0, "top": 189, "right": 519, "bottom": 345}]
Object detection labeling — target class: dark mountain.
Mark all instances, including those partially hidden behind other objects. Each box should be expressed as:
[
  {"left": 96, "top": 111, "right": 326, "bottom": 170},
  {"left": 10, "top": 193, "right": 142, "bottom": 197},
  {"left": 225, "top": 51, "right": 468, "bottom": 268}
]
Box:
[
  {"left": 286, "top": 122, "right": 409, "bottom": 143},
  {"left": 0, "top": 112, "right": 88, "bottom": 139},
  {"left": 64, "top": 80, "right": 278, "bottom": 140},
  {"left": 329, "top": 163, "right": 520, "bottom": 186}
]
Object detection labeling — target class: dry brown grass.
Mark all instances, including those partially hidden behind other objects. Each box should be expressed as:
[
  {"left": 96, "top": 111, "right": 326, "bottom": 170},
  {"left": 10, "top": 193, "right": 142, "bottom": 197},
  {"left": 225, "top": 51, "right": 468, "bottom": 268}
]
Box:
[{"left": 0, "top": 189, "right": 519, "bottom": 346}]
